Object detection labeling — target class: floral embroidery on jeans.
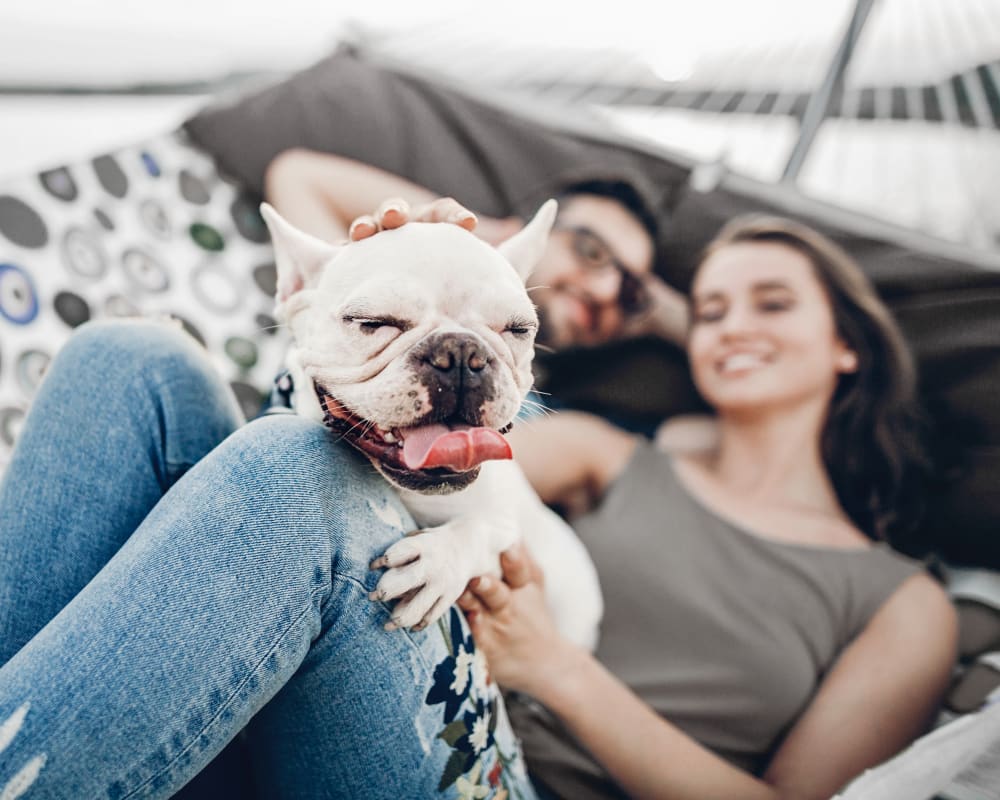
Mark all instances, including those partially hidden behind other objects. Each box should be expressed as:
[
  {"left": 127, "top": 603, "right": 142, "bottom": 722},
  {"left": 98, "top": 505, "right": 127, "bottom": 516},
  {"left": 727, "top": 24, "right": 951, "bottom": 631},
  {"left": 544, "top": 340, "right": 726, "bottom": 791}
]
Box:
[{"left": 425, "top": 608, "right": 522, "bottom": 799}]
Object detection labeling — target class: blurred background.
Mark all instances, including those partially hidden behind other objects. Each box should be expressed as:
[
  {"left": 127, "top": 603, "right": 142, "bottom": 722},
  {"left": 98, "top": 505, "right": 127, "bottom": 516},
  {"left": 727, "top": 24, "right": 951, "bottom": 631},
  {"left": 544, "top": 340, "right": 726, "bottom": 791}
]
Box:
[{"left": 1, "top": 0, "right": 998, "bottom": 253}]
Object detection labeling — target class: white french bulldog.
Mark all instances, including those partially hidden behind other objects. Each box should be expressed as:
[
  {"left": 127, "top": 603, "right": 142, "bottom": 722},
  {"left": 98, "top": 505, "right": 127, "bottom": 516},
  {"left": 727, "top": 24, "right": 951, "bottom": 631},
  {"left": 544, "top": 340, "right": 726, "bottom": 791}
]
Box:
[{"left": 260, "top": 200, "right": 603, "bottom": 651}]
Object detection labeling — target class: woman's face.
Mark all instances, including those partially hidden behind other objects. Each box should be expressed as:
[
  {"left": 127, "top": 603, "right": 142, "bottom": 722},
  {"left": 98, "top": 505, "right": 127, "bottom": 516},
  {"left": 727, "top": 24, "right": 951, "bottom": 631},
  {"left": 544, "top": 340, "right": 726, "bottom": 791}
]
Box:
[{"left": 687, "top": 241, "right": 856, "bottom": 417}]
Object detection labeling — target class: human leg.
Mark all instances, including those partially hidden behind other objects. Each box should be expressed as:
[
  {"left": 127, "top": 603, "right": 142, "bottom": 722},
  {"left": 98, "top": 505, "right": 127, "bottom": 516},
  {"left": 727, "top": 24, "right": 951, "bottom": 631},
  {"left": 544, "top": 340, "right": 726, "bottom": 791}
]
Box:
[
  {"left": 0, "top": 413, "right": 535, "bottom": 799},
  {"left": 0, "top": 319, "right": 244, "bottom": 664}
]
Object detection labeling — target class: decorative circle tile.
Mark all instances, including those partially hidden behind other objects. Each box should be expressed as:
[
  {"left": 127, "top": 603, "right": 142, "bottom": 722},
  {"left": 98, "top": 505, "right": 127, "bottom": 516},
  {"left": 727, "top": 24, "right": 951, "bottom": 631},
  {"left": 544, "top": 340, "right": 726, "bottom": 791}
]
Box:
[
  {"left": 92, "top": 154, "right": 128, "bottom": 199},
  {"left": 61, "top": 227, "right": 108, "bottom": 280},
  {"left": 169, "top": 314, "right": 206, "bottom": 347},
  {"left": 255, "top": 312, "right": 279, "bottom": 336},
  {"left": 231, "top": 195, "right": 269, "bottom": 243},
  {"left": 252, "top": 262, "right": 277, "bottom": 297},
  {"left": 179, "top": 170, "right": 211, "bottom": 205},
  {"left": 230, "top": 380, "right": 266, "bottom": 421},
  {"left": 39, "top": 167, "right": 78, "bottom": 202},
  {"left": 140, "top": 151, "right": 161, "bottom": 178},
  {"left": 102, "top": 294, "right": 138, "bottom": 317},
  {"left": 53, "top": 290, "right": 91, "bottom": 328},
  {"left": 0, "top": 196, "right": 49, "bottom": 249},
  {"left": 0, "top": 263, "right": 40, "bottom": 325},
  {"left": 93, "top": 208, "right": 115, "bottom": 231},
  {"left": 138, "top": 198, "right": 172, "bottom": 240},
  {"left": 121, "top": 248, "right": 170, "bottom": 293},
  {"left": 0, "top": 407, "right": 25, "bottom": 448},
  {"left": 190, "top": 222, "right": 225, "bottom": 252},
  {"left": 191, "top": 260, "right": 243, "bottom": 314},
  {"left": 224, "top": 336, "right": 258, "bottom": 369},
  {"left": 16, "top": 349, "right": 50, "bottom": 395}
]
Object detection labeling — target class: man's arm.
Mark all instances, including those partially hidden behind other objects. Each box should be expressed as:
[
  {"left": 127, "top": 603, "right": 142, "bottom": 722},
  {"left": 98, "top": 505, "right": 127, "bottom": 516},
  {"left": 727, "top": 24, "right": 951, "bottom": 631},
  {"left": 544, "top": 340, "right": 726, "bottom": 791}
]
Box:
[
  {"left": 264, "top": 148, "right": 440, "bottom": 242},
  {"left": 265, "top": 148, "right": 524, "bottom": 246}
]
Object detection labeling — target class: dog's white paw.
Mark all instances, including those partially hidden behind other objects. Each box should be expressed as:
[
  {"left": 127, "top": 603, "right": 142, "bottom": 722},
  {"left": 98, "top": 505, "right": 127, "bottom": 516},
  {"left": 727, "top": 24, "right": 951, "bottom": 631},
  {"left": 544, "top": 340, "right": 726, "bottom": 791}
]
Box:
[{"left": 370, "top": 526, "right": 479, "bottom": 632}]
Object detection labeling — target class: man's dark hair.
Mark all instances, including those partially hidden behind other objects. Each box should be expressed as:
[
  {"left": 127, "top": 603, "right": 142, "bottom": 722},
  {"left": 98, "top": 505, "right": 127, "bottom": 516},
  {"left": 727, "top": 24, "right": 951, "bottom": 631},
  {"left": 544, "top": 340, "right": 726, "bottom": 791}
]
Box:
[{"left": 556, "top": 178, "right": 659, "bottom": 243}]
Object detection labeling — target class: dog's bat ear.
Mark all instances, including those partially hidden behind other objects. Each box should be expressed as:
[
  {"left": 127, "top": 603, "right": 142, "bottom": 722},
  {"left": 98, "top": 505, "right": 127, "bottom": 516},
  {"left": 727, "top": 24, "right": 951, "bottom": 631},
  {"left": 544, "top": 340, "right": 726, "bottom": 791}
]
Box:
[
  {"left": 260, "top": 203, "right": 343, "bottom": 303},
  {"left": 497, "top": 199, "right": 557, "bottom": 282}
]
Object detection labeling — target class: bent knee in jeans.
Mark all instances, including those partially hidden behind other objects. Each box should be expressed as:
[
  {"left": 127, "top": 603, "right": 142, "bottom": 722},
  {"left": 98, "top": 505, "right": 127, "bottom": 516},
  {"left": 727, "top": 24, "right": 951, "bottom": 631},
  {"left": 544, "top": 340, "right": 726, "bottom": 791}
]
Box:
[{"left": 220, "top": 413, "right": 417, "bottom": 585}]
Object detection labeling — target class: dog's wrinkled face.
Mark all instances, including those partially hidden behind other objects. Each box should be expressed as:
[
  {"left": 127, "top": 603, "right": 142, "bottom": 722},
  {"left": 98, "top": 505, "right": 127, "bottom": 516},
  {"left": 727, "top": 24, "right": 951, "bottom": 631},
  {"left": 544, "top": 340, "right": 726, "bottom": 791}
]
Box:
[{"left": 261, "top": 203, "right": 556, "bottom": 493}]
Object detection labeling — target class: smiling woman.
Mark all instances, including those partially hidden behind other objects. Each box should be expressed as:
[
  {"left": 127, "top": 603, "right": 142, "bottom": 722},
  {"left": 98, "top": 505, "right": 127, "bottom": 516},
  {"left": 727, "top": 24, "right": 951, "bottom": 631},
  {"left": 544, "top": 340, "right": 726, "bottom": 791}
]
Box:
[
  {"left": 467, "top": 211, "right": 957, "bottom": 800},
  {"left": 689, "top": 215, "right": 924, "bottom": 540}
]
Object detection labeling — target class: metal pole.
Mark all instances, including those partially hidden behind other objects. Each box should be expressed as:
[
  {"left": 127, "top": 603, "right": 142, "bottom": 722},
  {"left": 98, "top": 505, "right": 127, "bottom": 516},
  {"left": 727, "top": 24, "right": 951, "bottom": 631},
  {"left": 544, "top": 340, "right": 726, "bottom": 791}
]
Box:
[{"left": 781, "top": 0, "right": 878, "bottom": 182}]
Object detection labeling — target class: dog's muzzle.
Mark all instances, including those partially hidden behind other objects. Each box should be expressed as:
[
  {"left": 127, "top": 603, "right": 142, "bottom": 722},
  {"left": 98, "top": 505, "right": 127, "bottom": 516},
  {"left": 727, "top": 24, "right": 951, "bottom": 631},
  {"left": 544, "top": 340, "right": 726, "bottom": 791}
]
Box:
[{"left": 313, "top": 381, "right": 514, "bottom": 492}]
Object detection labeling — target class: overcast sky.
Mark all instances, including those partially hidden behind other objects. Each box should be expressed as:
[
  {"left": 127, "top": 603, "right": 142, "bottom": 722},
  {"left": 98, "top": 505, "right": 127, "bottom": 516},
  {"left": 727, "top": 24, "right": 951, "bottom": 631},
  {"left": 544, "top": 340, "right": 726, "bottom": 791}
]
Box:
[{"left": 0, "top": 0, "right": 855, "bottom": 84}]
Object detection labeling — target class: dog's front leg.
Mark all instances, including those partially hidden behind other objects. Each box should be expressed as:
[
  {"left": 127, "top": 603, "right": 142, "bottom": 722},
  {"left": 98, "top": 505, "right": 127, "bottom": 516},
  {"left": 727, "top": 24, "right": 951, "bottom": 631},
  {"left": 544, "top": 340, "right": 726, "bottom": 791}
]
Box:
[{"left": 370, "top": 514, "right": 519, "bottom": 631}]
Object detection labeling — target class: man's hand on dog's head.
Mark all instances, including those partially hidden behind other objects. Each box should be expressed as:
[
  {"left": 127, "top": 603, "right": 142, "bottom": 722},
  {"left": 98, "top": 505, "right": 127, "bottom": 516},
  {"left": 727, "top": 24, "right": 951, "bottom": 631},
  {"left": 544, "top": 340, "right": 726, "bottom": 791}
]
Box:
[{"left": 348, "top": 196, "right": 479, "bottom": 241}]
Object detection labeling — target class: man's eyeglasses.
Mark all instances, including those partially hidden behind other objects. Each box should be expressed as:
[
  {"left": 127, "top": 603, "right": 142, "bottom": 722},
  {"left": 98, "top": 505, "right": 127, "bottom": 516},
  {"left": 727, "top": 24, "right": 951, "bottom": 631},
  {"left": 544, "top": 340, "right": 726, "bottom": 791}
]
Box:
[{"left": 559, "top": 225, "right": 651, "bottom": 316}]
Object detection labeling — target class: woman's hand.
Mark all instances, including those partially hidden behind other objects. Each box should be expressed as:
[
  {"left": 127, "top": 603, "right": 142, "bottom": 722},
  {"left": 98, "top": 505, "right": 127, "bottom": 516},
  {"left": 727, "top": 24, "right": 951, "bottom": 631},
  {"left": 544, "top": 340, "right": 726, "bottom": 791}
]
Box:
[{"left": 457, "top": 543, "right": 582, "bottom": 699}]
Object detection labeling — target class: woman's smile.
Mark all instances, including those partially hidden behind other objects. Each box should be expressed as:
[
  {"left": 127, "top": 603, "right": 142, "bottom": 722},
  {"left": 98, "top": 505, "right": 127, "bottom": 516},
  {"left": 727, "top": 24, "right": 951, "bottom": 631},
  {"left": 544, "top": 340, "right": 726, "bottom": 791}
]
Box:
[{"left": 716, "top": 349, "right": 775, "bottom": 376}]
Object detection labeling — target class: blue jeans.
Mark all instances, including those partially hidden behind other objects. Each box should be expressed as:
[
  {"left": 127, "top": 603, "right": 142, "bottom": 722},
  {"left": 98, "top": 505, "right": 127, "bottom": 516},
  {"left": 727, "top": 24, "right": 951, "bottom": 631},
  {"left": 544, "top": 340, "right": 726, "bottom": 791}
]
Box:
[{"left": 0, "top": 320, "right": 538, "bottom": 800}]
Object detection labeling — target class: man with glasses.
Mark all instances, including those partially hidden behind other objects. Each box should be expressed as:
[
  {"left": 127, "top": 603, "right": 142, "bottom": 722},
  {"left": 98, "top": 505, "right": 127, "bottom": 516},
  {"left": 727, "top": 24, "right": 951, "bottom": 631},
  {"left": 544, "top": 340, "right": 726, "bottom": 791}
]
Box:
[{"left": 265, "top": 149, "right": 690, "bottom": 353}]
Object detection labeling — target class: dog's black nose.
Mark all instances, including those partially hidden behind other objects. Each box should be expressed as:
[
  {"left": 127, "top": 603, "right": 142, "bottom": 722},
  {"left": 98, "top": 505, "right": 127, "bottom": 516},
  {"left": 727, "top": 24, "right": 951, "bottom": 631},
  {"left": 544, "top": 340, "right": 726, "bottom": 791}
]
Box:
[
  {"left": 424, "top": 335, "right": 489, "bottom": 377},
  {"left": 410, "top": 332, "right": 496, "bottom": 423},
  {"left": 421, "top": 333, "right": 490, "bottom": 380}
]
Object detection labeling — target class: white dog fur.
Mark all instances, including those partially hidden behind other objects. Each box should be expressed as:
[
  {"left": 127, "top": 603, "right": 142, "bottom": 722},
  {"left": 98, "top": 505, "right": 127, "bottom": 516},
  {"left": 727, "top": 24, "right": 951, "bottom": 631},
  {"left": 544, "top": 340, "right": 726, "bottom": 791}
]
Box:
[{"left": 260, "top": 201, "right": 603, "bottom": 650}]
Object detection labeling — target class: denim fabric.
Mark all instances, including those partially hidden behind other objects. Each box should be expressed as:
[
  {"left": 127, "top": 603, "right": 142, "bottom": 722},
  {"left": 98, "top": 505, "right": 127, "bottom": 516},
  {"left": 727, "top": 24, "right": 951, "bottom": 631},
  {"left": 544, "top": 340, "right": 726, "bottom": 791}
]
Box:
[{"left": 0, "top": 320, "right": 537, "bottom": 800}]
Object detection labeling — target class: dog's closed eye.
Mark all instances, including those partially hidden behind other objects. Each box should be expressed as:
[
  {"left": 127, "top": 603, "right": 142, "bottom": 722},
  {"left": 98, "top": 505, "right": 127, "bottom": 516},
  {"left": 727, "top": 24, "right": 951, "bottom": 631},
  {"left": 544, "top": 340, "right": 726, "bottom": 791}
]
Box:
[
  {"left": 343, "top": 315, "right": 412, "bottom": 334},
  {"left": 502, "top": 317, "right": 537, "bottom": 339}
]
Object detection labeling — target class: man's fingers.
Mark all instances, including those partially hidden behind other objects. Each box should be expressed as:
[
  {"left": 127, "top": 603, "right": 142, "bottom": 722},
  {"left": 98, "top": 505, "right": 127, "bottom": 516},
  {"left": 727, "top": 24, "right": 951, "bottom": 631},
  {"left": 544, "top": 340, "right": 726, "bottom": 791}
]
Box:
[
  {"left": 415, "top": 197, "right": 477, "bottom": 230},
  {"left": 500, "top": 542, "right": 543, "bottom": 589},
  {"left": 349, "top": 214, "right": 379, "bottom": 241},
  {"left": 353, "top": 197, "right": 476, "bottom": 242},
  {"left": 376, "top": 197, "right": 410, "bottom": 229}
]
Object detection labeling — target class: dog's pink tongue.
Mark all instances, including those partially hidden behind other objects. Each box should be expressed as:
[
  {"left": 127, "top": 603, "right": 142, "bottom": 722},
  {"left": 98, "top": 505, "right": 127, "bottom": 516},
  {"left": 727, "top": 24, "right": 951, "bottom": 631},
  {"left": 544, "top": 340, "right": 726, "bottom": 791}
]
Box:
[{"left": 401, "top": 424, "right": 512, "bottom": 471}]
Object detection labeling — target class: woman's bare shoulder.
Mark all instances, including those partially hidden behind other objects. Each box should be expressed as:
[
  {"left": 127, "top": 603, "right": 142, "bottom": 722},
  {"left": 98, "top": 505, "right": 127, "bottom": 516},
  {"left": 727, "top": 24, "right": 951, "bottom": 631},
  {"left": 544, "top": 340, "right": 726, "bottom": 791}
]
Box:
[{"left": 653, "top": 413, "right": 719, "bottom": 455}]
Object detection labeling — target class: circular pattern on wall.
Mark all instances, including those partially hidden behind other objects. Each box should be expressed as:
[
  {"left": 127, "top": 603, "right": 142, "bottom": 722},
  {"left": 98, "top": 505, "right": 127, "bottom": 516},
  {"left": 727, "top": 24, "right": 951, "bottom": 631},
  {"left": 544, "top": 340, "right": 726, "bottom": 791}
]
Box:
[
  {"left": 121, "top": 248, "right": 170, "bottom": 293},
  {"left": 140, "top": 151, "right": 161, "bottom": 178},
  {"left": 39, "top": 167, "right": 78, "bottom": 202},
  {"left": 224, "top": 336, "right": 258, "bottom": 370},
  {"left": 190, "top": 260, "right": 244, "bottom": 314},
  {"left": 252, "top": 262, "right": 277, "bottom": 298},
  {"left": 0, "top": 196, "right": 48, "bottom": 249},
  {"left": 0, "top": 407, "right": 25, "bottom": 448},
  {"left": 138, "top": 199, "right": 172, "bottom": 240},
  {"left": 179, "top": 170, "right": 211, "bottom": 205},
  {"left": 190, "top": 222, "right": 225, "bottom": 252},
  {"left": 92, "top": 154, "right": 128, "bottom": 199},
  {"left": 93, "top": 208, "right": 115, "bottom": 231},
  {"left": 255, "top": 312, "right": 278, "bottom": 336},
  {"left": 61, "top": 227, "right": 108, "bottom": 280},
  {"left": 104, "top": 294, "right": 139, "bottom": 318},
  {"left": 230, "top": 381, "right": 266, "bottom": 421},
  {"left": 0, "top": 263, "right": 40, "bottom": 325},
  {"left": 53, "top": 291, "right": 91, "bottom": 328},
  {"left": 16, "top": 349, "right": 50, "bottom": 395},
  {"left": 0, "top": 135, "right": 290, "bottom": 459},
  {"left": 169, "top": 314, "right": 206, "bottom": 347},
  {"left": 231, "top": 195, "right": 269, "bottom": 243}
]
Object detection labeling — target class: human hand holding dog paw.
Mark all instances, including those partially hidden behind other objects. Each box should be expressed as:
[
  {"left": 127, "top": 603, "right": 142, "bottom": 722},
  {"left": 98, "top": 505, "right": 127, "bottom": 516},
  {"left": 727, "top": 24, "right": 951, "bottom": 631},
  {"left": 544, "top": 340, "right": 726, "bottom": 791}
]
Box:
[
  {"left": 369, "top": 523, "right": 491, "bottom": 633},
  {"left": 457, "top": 543, "right": 581, "bottom": 698}
]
